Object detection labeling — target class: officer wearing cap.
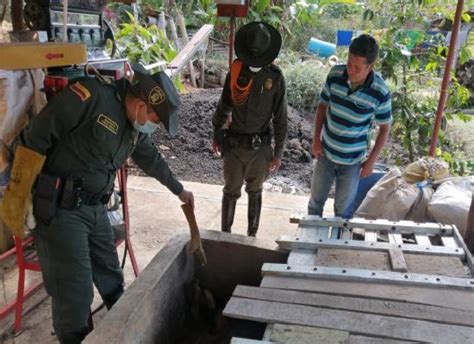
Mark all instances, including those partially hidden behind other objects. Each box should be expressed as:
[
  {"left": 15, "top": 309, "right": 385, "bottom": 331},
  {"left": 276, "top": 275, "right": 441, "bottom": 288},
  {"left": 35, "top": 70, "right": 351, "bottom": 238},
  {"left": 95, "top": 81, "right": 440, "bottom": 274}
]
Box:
[
  {"left": 0, "top": 64, "right": 194, "bottom": 343},
  {"left": 212, "top": 22, "right": 288, "bottom": 237}
]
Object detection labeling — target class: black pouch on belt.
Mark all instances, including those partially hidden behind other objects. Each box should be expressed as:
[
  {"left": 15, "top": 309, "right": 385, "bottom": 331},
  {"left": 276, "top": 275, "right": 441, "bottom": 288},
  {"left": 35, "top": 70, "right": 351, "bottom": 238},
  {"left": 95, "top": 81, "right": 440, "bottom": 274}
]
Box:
[
  {"left": 33, "top": 174, "right": 62, "bottom": 224},
  {"left": 60, "top": 178, "right": 82, "bottom": 209}
]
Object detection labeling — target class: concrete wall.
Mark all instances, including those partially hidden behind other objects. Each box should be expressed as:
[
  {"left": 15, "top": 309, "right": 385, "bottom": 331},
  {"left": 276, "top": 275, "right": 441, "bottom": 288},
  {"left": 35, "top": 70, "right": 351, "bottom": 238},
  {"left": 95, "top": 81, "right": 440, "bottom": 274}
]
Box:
[{"left": 85, "top": 230, "right": 288, "bottom": 343}]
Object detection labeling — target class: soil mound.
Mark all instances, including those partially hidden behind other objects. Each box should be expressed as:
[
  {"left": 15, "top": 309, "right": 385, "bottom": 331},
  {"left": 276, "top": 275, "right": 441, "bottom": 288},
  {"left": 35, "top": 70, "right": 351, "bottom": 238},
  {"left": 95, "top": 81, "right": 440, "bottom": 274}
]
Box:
[{"left": 130, "top": 88, "right": 315, "bottom": 194}]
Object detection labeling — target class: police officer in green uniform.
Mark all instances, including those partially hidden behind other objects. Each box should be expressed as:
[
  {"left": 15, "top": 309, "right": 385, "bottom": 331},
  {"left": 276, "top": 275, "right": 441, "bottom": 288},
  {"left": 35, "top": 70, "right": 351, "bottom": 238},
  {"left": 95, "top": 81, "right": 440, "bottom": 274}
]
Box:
[
  {"left": 212, "top": 22, "right": 288, "bottom": 237},
  {"left": 0, "top": 64, "right": 194, "bottom": 343}
]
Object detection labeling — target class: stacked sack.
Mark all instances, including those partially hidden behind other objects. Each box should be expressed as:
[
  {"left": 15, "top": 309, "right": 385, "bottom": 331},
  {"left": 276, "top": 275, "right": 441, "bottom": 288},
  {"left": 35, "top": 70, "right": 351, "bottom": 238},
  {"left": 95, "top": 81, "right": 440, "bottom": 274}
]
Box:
[
  {"left": 355, "top": 157, "right": 472, "bottom": 236},
  {"left": 0, "top": 69, "right": 46, "bottom": 193},
  {"left": 0, "top": 69, "right": 46, "bottom": 251}
]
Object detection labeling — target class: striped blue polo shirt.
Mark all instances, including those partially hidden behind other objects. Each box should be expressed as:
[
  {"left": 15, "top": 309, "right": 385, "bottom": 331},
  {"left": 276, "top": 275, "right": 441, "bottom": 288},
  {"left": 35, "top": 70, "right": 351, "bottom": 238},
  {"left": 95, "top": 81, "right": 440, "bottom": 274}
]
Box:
[{"left": 319, "top": 64, "right": 392, "bottom": 165}]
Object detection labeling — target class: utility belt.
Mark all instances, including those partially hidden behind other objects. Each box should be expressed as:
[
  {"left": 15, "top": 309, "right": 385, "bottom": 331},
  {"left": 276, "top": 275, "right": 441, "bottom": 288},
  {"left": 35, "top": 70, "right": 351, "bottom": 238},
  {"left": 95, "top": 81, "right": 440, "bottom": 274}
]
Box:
[
  {"left": 33, "top": 173, "right": 112, "bottom": 224},
  {"left": 224, "top": 130, "right": 271, "bottom": 150}
]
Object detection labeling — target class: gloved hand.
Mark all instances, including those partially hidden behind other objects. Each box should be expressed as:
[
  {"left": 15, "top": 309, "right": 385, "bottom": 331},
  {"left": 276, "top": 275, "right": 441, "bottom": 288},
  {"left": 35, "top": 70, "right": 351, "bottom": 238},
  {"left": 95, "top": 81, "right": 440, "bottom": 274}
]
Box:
[{"left": 0, "top": 146, "right": 45, "bottom": 237}]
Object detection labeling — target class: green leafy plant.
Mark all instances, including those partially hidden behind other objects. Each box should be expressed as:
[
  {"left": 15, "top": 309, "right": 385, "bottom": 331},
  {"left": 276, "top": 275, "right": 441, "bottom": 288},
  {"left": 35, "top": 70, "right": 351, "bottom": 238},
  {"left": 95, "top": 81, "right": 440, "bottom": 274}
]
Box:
[
  {"left": 437, "top": 148, "right": 474, "bottom": 176},
  {"left": 184, "top": 0, "right": 218, "bottom": 29},
  {"left": 140, "top": 0, "right": 164, "bottom": 11},
  {"left": 282, "top": 60, "right": 329, "bottom": 111},
  {"left": 110, "top": 12, "right": 177, "bottom": 65},
  {"left": 366, "top": 0, "right": 472, "bottom": 172}
]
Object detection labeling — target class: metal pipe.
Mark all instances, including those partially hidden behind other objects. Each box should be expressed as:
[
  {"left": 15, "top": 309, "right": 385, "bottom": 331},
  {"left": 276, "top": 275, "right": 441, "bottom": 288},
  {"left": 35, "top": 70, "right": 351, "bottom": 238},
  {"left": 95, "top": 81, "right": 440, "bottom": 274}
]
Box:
[
  {"left": 63, "top": 0, "right": 68, "bottom": 43},
  {"left": 229, "top": 15, "right": 235, "bottom": 69},
  {"left": 429, "top": 0, "right": 465, "bottom": 156}
]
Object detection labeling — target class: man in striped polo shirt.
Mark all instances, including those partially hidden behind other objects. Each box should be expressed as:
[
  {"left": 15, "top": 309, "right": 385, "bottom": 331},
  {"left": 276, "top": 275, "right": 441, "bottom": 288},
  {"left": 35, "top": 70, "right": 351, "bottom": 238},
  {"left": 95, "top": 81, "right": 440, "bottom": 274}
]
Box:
[{"left": 308, "top": 34, "right": 391, "bottom": 219}]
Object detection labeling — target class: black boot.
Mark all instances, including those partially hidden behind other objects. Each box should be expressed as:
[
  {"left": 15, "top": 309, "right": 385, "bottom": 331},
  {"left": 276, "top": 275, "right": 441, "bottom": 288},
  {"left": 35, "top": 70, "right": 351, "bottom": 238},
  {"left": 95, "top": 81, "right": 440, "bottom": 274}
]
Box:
[
  {"left": 57, "top": 330, "right": 87, "bottom": 344},
  {"left": 247, "top": 193, "right": 262, "bottom": 237},
  {"left": 222, "top": 194, "right": 237, "bottom": 233}
]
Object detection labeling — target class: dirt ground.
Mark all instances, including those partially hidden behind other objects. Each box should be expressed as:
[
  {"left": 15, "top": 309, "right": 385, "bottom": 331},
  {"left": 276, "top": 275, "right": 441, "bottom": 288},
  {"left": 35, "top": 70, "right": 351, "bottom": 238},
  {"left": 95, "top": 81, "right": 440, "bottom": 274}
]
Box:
[
  {"left": 134, "top": 88, "right": 414, "bottom": 195},
  {"left": 0, "top": 177, "right": 317, "bottom": 343},
  {"left": 132, "top": 88, "right": 316, "bottom": 194}
]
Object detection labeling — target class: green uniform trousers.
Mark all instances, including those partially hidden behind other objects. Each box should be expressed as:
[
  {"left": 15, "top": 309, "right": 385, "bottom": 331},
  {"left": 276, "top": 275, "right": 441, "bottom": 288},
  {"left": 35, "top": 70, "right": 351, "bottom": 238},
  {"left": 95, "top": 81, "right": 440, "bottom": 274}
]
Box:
[
  {"left": 34, "top": 204, "right": 124, "bottom": 341},
  {"left": 223, "top": 145, "right": 272, "bottom": 199}
]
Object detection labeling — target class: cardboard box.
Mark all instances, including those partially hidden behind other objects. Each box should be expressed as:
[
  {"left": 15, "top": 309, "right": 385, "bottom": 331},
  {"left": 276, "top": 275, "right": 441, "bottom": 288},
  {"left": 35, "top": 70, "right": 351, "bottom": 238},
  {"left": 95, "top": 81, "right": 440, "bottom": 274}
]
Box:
[{"left": 0, "top": 42, "right": 87, "bottom": 70}]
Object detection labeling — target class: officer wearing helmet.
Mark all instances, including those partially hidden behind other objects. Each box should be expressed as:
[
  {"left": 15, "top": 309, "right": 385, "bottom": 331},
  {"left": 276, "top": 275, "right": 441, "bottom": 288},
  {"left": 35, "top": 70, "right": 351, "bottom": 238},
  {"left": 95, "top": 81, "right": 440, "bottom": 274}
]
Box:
[
  {"left": 0, "top": 64, "right": 194, "bottom": 343},
  {"left": 212, "top": 21, "right": 288, "bottom": 237}
]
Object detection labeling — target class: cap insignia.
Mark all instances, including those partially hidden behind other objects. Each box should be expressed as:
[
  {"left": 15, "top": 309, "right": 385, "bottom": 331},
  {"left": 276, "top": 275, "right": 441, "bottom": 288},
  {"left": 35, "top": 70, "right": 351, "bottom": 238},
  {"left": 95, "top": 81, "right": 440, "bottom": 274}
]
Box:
[{"left": 149, "top": 86, "right": 165, "bottom": 105}]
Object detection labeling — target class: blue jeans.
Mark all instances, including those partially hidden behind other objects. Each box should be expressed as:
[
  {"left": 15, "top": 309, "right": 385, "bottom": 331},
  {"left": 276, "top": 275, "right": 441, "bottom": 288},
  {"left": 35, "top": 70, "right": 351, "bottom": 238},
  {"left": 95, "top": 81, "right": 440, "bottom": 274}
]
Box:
[{"left": 308, "top": 155, "right": 361, "bottom": 218}]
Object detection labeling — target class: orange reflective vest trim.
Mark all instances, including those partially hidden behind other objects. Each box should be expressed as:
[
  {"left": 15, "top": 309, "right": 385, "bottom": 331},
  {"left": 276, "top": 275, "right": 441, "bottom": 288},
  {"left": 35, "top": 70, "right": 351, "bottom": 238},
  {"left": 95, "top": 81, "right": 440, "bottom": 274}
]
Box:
[{"left": 230, "top": 60, "right": 253, "bottom": 105}]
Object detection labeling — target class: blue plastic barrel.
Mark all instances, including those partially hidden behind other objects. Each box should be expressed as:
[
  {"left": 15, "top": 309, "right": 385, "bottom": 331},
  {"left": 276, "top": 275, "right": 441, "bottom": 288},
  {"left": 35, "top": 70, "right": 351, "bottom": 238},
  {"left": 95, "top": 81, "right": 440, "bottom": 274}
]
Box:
[
  {"left": 336, "top": 30, "right": 353, "bottom": 46},
  {"left": 307, "top": 37, "right": 336, "bottom": 58}
]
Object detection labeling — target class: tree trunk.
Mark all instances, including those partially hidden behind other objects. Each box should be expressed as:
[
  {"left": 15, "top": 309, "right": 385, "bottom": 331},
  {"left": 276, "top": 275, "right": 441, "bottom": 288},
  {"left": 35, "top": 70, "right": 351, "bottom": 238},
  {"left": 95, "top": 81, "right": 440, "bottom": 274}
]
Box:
[
  {"left": 167, "top": 0, "right": 197, "bottom": 87},
  {"left": 11, "top": 0, "right": 24, "bottom": 32},
  {"left": 168, "top": 16, "right": 180, "bottom": 50}
]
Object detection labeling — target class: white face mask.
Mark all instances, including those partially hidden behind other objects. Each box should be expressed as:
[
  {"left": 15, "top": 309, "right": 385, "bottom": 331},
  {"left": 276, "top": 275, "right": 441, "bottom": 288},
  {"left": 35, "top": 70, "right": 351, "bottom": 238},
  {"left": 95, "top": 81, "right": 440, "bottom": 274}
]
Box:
[
  {"left": 249, "top": 66, "right": 262, "bottom": 73},
  {"left": 133, "top": 105, "right": 159, "bottom": 135}
]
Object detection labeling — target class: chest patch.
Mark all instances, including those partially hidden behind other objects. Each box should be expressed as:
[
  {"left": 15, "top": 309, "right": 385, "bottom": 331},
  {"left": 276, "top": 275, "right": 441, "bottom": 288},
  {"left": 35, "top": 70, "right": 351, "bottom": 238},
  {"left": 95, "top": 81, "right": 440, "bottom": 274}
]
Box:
[
  {"left": 97, "top": 114, "right": 119, "bottom": 135},
  {"left": 264, "top": 78, "right": 273, "bottom": 90}
]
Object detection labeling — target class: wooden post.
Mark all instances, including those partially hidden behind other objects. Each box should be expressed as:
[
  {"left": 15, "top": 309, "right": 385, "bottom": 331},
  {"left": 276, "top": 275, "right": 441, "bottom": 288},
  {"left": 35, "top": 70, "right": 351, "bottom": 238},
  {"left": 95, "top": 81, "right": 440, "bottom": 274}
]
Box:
[
  {"left": 1, "top": 0, "right": 8, "bottom": 23},
  {"left": 158, "top": 11, "right": 167, "bottom": 39},
  {"left": 429, "top": 0, "right": 465, "bottom": 156},
  {"left": 131, "top": 2, "right": 138, "bottom": 20},
  {"left": 229, "top": 15, "right": 235, "bottom": 69},
  {"left": 11, "top": 0, "right": 24, "bottom": 32},
  {"left": 200, "top": 50, "right": 205, "bottom": 88},
  {"left": 465, "top": 194, "right": 474, "bottom": 253},
  {"left": 168, "top": 16, "right": 180, "bottom": 50},
  {"left": 176, "top": 11, "right": 197, "bottom": 88},
  {"left": 63, "top": 0, "right": 68, "bottom": 43},
  {"left": 167, "top": 0, "right": 197, "bottom": 87}
]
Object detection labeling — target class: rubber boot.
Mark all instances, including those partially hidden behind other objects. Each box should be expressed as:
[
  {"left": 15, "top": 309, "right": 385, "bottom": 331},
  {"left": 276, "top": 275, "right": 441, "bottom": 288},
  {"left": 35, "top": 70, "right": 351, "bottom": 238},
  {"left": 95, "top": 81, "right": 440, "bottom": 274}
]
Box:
[
  {"left": 57, "top": 330, "right": 87, "bottom": 344},
  {"left": 247, "top": 194, "right": 262, "bottom": 237},
  {"left": 221, "top": 194, "right": 237, "bottom": 233}
]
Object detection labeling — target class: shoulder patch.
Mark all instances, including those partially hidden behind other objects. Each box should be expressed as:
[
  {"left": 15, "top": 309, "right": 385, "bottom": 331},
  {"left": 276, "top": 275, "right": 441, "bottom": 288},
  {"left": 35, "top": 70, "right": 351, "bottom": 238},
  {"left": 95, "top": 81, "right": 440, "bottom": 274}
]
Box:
[
  {"left": 70, "top": 82, "right": 91, "bottom": 102},
  {"left": 97, "top": 114, "right": 119, "bottom": 135}
]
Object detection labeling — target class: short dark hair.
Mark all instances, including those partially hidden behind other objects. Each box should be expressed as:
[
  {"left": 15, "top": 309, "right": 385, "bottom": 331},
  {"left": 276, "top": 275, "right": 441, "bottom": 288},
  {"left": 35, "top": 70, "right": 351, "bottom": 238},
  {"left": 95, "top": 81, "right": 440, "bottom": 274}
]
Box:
[{"left": 349, "top": 34, "right": 379, "bottom": 65}]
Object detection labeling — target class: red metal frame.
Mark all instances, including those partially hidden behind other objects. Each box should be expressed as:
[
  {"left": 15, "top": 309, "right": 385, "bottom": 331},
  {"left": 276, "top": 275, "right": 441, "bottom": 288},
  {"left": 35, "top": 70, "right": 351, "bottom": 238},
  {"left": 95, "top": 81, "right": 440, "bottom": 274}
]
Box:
[
  {"left": 117, "top": 165, "right": 140, "bottom": 277},
  {"left": 0, "top": 236, "right": 42, "bottom": 333},
  {"left": 0, "top": 165, "right": 139, "bottom": 333},
  {"left": 429, "top": 0, "right": 465, "bottom": 156},
  {"left": 216, "top": 1, "right": 249, "bottom": 17}
]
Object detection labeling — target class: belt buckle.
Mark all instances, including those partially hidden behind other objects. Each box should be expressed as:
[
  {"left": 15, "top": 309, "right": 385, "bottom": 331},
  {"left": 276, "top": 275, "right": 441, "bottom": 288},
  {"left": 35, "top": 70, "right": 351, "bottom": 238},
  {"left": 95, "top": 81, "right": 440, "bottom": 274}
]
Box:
[{"left": 251, "top": 135, "right": 262, "bottom": 149}]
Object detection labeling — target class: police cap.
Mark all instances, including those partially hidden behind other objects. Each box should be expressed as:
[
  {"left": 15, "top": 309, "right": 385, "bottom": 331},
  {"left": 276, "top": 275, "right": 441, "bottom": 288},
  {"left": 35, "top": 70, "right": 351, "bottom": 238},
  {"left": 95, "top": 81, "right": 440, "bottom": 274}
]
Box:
[{"left": 131, "top": 63, "right": 181, "bottom": 136}]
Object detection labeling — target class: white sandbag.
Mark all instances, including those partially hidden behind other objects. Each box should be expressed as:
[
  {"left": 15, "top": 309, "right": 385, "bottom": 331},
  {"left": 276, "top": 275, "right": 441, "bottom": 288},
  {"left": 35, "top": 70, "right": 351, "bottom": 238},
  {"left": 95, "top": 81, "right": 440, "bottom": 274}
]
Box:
[
  {"left": 0, "top": 69, "right": 46, "bottom": 173},
  {"left": 428, "top": 177, "right": 474, "bottom": 236},
  {"left": 355, "top": 169, "right": 419, "bottom": 220},
  {"left": 406, "top": 181, "right": 435, "bottom": 222},
  {"left": 403, "top": 157, "right": 449, "bottom": 184}
]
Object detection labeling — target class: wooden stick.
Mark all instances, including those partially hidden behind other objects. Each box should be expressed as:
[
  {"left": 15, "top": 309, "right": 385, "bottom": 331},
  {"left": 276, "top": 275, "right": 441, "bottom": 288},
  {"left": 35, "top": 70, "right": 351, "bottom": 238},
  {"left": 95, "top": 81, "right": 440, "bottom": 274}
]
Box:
[{"left": 180, "top": 203, "right": 207, "bottom": 266}]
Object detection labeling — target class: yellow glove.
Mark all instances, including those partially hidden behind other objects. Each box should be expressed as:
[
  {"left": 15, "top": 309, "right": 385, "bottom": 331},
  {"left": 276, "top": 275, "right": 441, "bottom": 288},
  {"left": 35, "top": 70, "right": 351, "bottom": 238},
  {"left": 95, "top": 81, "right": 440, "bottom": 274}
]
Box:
[{"left": 0, "top": 146, "right": 45, "bottom": 237}]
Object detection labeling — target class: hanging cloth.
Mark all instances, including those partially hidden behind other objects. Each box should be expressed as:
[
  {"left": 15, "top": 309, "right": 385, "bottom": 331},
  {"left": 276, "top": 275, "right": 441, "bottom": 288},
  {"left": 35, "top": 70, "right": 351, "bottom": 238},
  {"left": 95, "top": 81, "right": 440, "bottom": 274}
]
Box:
[{"left": 230, "top": 60, "right": 253, "bottom": 105}]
